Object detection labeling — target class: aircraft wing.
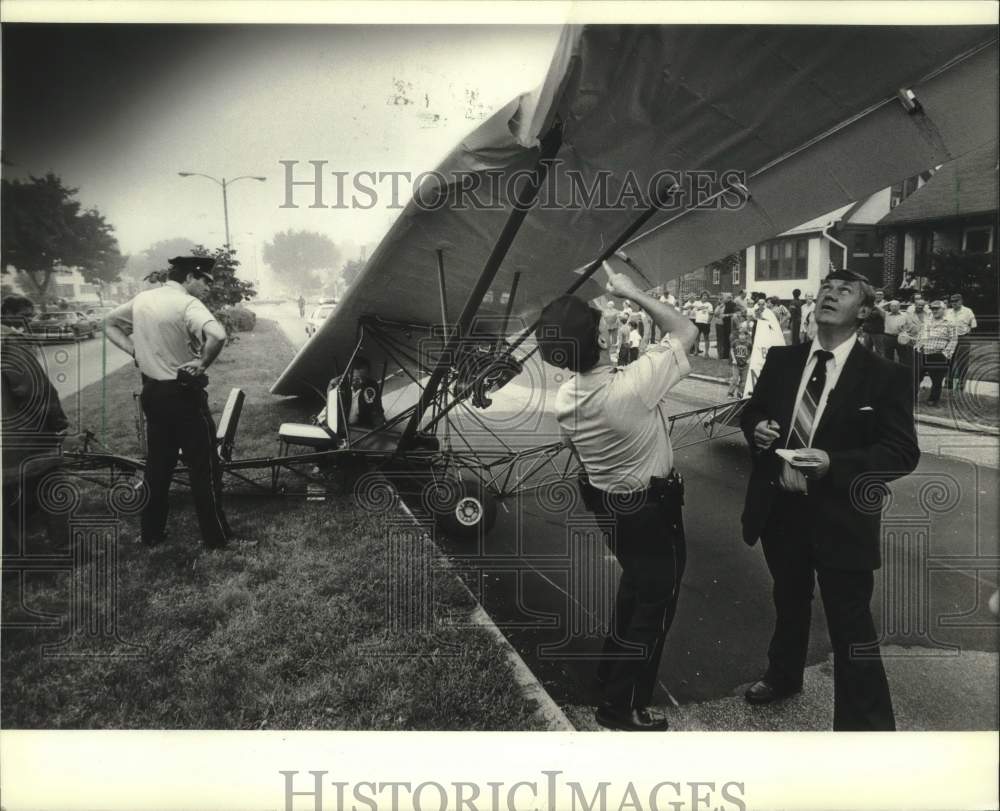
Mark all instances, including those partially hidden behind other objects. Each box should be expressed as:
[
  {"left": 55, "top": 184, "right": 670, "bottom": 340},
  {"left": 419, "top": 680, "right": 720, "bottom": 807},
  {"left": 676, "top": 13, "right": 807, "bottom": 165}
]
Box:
[{"left": 272, "top": 25, "right": 997, "bottom": 398}]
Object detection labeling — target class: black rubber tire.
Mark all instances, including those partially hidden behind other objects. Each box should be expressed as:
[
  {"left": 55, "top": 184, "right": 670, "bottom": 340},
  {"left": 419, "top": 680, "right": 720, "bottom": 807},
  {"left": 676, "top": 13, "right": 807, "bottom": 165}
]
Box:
[{"left": 428, "top": 475, "right": 498, "bottom": 541}]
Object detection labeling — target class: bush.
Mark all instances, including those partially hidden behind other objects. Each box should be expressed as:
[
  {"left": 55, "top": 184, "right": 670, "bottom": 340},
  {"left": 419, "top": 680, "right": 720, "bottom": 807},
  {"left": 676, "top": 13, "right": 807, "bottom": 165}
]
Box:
[
  {"left": 218, "top": 305, "right": 256, "bottom": 334},
  {"left": 924, "top": 250, "right": 997, "bottom": 324}
]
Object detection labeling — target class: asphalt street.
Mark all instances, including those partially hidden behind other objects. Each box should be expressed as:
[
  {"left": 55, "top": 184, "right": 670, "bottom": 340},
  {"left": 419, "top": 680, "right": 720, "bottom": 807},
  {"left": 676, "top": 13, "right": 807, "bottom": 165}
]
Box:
[
  {"left": 260, "top": 301, "right": 999, "bottom": 728},
  {"left": 25, "top": 331, "right": 136, "bottom": 439}
]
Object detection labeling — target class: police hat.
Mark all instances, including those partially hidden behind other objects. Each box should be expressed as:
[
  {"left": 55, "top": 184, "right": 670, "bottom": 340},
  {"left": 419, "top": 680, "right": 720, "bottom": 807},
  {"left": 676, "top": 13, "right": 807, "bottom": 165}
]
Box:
[
  {"left": 535, "top": 295, "right": 602, "bottom": 370},
  {"left": 824, "top": 268, "right": 870, "bottom": 284},
  {"left": 168, "top": 256, "right": 215, "bottom": 281}
]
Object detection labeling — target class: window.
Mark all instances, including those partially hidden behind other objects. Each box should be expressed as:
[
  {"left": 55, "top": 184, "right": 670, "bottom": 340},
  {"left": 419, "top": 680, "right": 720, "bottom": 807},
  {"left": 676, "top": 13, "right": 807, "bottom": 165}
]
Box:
[
  {"left": 795, "top": 239, "right": 809, "bottom": 278},
  {"left": 712, "top": 268, "right": 720, "bottom": 285},
  {"left": 732, "top": 267, "right": 741, "bottom": 285},
  {"left": 54, "top": 284, "right": 74, "bottom": 298},
  {"left": 754, "top": 237, "right": 809, "bottom": 281},
  {"left": 963, "top": 226, "right": 993, "bottom": 254},
  {"left": 757, "top": 245, "right": 768, "bottom": 280}
]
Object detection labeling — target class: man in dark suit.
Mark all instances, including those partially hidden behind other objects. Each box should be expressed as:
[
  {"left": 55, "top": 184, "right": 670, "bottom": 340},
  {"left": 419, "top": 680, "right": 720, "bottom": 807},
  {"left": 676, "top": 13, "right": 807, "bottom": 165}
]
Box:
[{"left": 739, "top": 269, "right": 920, "bottom": 731}]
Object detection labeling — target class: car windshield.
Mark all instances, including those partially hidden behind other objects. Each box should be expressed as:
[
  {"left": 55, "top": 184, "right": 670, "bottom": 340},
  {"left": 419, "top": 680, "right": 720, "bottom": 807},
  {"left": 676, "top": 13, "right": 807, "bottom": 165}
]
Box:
[{"left": 40, "top": 313, "right": 74, "bottom": 322}]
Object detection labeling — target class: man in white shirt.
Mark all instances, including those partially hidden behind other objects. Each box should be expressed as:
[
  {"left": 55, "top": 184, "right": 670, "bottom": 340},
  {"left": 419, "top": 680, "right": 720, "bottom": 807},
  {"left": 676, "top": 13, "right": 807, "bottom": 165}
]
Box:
[
  {"left": 535, "top": 269, "right": 698, "bottom": 731},
  {"left": 692, "top": 290, "right": 714, "bottom": 356},
  {"left": 944, "top": 293, "right": 978, "bottom": 392},
  {"left": 800, "top": 291, "right": 817, "bottom": 341},
  {"left": 105, "top": 256, "right": 233, "bottom": 549}
]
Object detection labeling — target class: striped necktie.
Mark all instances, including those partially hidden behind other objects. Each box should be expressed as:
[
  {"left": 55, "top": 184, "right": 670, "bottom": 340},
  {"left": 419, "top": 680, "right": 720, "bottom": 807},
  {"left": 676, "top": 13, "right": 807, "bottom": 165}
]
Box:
[{"left": 789, "top": 349, "right": 834, "bottom": 449}]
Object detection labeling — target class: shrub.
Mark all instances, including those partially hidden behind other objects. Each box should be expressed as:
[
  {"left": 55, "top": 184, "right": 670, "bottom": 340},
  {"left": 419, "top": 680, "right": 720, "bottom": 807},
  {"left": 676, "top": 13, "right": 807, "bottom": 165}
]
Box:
[{"left": 218, "top": 305, "right": 256, "bottom": 334}]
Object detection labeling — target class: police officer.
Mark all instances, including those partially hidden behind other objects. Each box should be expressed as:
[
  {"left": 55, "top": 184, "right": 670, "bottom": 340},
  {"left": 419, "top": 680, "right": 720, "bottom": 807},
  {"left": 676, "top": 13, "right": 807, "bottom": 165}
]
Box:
[
  {"left": 104, "top": 256, "right": 233, "bottom": 549},
  {"left": 535, "top": 266, "right": 698, "bottom": 731}
]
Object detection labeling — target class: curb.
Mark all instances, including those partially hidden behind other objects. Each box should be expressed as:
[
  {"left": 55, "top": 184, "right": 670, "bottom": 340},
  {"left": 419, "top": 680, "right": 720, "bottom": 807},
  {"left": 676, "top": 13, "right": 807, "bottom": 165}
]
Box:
[
  {"left": 687, "top": 373, "right": 997, "bottom": 436},
  {"left": 915, "top": 413, "right": 999, "bottom": 436},
  {"left": 394, "top": 494, "right": 576, "bottom": 731}
]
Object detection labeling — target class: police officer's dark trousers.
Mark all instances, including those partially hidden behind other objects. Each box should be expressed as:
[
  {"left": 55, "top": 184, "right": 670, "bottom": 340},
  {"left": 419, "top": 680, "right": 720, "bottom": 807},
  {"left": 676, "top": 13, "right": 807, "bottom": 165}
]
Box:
[
  {"left": 584, "top": 475, "right": 687, "bottom": 710},
  {"left": 140, "top": 377, "right": 229, "bottom": 547}
]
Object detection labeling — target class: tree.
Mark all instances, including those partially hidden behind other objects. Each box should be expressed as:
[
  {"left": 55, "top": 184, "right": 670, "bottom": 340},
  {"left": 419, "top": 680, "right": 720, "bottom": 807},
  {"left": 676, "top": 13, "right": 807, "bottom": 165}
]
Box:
[
  {"left": 144, "top": 245, "right": 257, "bottom": 337},
  {"left": 125, "top": 237, "right": 197, "bottom": 281},
  {"left": 1, "top": 173, "right": 127, "bottom": 302},
  {"left": 262, "top": 229, "right": 340, "bottom": 294},
  {"left": 341, "top": 258, "right": 366, "bottom": 289}
]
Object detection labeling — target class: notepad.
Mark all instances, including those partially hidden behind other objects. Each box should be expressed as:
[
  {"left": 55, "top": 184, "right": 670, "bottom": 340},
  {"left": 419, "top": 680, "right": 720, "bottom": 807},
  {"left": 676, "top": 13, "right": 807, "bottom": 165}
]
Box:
[{"left": 776, "top": 448, "right": 823, "bottom": 468}]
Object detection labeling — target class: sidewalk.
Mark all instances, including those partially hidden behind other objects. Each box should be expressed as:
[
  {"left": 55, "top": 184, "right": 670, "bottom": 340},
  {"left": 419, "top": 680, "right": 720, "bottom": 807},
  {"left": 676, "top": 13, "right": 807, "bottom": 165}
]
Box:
[
  {"left": 566, "top": 646, "right": 999, "bottom": 731},
  {"left": 684, "top": 366, "right": 999, "bottom": 468}
]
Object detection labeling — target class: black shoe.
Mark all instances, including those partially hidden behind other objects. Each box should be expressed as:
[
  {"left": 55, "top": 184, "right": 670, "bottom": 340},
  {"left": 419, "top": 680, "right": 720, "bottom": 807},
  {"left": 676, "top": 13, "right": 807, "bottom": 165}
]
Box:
[
  {"left": 595, "top": 704, "right": 669, "bottom": 731},
  {"left": 744, "top": 679, "right": 802, "bottom": 705}
]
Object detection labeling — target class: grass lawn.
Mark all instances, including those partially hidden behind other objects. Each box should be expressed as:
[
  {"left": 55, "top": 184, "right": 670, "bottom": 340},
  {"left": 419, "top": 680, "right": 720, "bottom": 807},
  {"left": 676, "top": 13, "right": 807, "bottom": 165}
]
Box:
[{"left": 2, "top": 319, "right": 548, "bottom": 729}]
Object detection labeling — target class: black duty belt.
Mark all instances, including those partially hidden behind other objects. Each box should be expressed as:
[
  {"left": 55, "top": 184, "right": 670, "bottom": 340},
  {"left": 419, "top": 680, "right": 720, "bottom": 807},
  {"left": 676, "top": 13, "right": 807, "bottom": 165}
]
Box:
[{"left": 577, "top": 469, "right": 685, "bottom": 514}]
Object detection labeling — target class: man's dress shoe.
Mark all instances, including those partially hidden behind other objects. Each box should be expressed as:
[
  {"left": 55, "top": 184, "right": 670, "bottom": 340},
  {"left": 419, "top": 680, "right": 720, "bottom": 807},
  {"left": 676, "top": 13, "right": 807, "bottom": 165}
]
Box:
[
  {"left": 595, "top": 705, "right": 669, "bottom": 731},
  {"left": 744, "top": 679, "right": 802, "bottom": 705}
]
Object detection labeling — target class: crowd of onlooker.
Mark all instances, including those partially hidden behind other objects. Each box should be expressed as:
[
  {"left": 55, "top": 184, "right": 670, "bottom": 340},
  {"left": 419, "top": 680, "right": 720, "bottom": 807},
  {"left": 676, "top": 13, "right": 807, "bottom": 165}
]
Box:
[{"left": 601, "top": 283, "right": 980, "bottom": 404}]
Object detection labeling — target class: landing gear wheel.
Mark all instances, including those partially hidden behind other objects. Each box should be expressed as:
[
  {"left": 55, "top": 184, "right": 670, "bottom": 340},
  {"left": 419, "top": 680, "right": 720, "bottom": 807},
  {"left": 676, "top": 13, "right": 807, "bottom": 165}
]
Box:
[{"left": 427, "top": 475, "right": 498, "bottom": 540}]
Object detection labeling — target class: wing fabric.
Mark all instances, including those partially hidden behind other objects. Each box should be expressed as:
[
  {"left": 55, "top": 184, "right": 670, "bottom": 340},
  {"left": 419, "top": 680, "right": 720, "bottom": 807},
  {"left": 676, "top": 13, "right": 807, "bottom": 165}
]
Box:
[{"left": 272, "top": 25, "right": 997, "bottom": 397}]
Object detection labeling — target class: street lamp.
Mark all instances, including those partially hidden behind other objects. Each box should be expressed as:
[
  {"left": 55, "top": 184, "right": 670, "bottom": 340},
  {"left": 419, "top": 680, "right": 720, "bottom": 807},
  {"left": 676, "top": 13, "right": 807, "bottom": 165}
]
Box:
[{"left": 177, "top": 172, "right": 266, "bottom": 248}]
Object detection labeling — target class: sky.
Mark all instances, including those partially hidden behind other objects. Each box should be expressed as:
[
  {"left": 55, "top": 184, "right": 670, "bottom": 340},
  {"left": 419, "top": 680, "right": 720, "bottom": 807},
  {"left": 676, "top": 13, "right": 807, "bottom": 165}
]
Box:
[{"left": 2, "top": 24, "right": 562, "bottom": 271}]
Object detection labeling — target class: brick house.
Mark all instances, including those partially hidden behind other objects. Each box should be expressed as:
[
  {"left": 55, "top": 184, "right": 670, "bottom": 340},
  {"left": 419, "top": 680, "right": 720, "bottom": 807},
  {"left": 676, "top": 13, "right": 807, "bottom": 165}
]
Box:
[{"left": 878, "top": 140, "right": 998, "bottom": 293}]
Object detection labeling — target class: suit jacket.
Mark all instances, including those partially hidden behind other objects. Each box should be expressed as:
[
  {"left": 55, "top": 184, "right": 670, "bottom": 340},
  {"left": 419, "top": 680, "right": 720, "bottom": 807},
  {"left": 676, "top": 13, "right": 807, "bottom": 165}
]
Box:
[{"left": 739, "top": 340, "right": 920, "bottom": 570}]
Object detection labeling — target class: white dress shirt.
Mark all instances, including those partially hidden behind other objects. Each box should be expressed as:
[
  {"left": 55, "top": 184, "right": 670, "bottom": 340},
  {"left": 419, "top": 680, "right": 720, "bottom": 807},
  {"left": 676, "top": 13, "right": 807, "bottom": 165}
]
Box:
[
  {"left": 945, "top": 306, "right": 978, "bottom": 336},
  {"left": 790, "top": 334, "right": 857, "bottom": 446}
]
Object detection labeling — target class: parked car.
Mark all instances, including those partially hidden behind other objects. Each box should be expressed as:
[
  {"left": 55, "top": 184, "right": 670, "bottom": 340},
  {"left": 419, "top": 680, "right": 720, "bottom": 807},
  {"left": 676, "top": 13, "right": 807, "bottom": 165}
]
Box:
[
  {"left": 84, "top": 305, "right": 115, "bottom": 321},
  {"left": 28, "top": 311, "right": 98, "bottom": 342},
  {"left": 305, "top": 303, "right": 336, "bottom": 337}
]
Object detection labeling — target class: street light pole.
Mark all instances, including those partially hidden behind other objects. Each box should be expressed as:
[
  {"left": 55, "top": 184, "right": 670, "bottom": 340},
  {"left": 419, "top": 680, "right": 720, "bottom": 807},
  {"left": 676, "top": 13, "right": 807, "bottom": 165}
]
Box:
[
  {"left": 177, "top": 172, "right": 266, "bottom": 248},
  {"left": 221, "top": 178, "right": 231, "bottom": 247}
]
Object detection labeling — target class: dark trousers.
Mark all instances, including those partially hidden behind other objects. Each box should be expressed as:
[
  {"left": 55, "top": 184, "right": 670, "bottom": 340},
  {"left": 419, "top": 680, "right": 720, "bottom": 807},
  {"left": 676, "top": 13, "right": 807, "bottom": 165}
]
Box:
[
  {"left": 760, "top": 497, "right": 894, "bottom": 731},
  {"left": 140, "top": 378, "right": 229, "bottom": 547},
  {"left": 716, "top": 322, "right": 730, "bottom": 360},
  {"left": 588, "top": 483, "right": 687, "bottom": 709},
  {"left": 864, "top": 333, "right": 887, "bottom": 357},
  {"left": 884, "top": 335, "right": 909, "bottom": 364},
  {"left": 790, "top": 319, "right": 801, "bottom": 345},
  {"left": 2, "top": 468, "right": 69, "bottom": 555},
  {"left": 918, "top": 352, "right": 949, "bottom": 403},
  {"left": 948, "top": 335, "right": 974, "bottom": 391}
]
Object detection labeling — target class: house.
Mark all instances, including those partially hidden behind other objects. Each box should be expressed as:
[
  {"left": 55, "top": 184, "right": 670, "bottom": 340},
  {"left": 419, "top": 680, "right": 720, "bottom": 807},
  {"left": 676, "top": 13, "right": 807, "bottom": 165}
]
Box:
[
  {"left": 654, "top": 256, "right": 746, "bottom": 301},
  {"left": 743, "top": 188, "right": 894, "bottom": 299},
  {"left": 1, "top": 266, "right": 104, "bottom": 305},
  {"left": 878, "top": 140, "right": 998, "bottom": 292}
]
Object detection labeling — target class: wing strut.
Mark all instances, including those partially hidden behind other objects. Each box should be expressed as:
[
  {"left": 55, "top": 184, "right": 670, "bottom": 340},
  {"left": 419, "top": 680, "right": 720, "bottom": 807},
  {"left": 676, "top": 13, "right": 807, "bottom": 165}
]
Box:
[
  {"left": 397, "top": 122, "right": 565, "bottom": 451},
  {"left": 414, "top": 178, "right": 682, "bottom": 436},
  {"left": 436, "top": 248, "right": 450, "bottom": 332}
]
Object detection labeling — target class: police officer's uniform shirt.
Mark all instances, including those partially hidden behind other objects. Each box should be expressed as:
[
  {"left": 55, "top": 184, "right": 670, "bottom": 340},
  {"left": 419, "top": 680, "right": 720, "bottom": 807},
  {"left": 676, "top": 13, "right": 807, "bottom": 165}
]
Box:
[
  {"left": 555, "top": 335, "right": 690, "bottom": 492},
  {"left": 108, "top": 281, "right": 219, "bottom": 381}
]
